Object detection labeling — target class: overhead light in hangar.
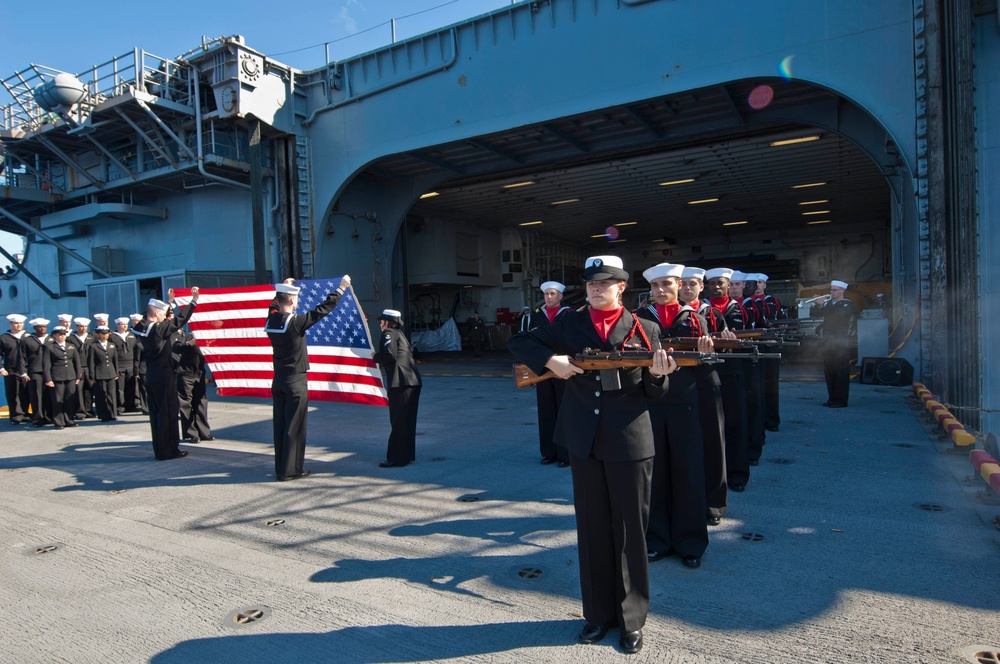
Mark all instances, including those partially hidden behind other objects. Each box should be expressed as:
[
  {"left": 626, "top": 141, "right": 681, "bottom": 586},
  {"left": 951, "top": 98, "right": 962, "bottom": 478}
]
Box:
[
  {"left": 807, "top": 220, "right": 832, "bottom": 225},
  {"left": 614, "top": 222, "right": 638, "bottom": 227},
  {"left": 799, "top": 199, "right": 829, "bottom": 205},
  {"left": 518, "top": 220, "right": 543, "bottom": 226},
  {"left": 723, "top": 220, "right": 749, "bottom": 226},
  {"left": 687, "top": 198, "right": 719, "bottom": 205},
  {"left": 551, "top": 198, "right": 581, "bottom": 205},
  {"left": 658, "top": 178, "right": 696, "bottom": 187},
  {"left": 419, "top": 192, "right": 440, "bottom": 199},
  {"left": 591, "top": 233, "right": 611, "bottom": 238},
  {"left": 503, "top": 181, "right": 536, "bottom": 189},
  {"left": 792, "top": 181, "right": 827, "bottom": 189},
  {"left": 609, "top": 239, "right": 628, "bottom": 244},
  {"left": 769, "top": 135, "right": 821, "bottom": 147},
  {"left": 802, "top": 210, "right": 831, "bottom": 216}
]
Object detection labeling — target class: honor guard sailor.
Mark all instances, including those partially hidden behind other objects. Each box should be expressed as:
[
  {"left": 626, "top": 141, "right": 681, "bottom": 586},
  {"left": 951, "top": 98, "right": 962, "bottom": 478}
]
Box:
[
  {"left": 87, "top": 325, "right": 119, "bottom": 422},
  {"left": 815, "top": 280, "right": 857, "bottom": 408},
  {"left": 265, "top": 276, "right": 351, "bottom": 481},
  {"left": 530, "top": 280, "right": 572, "bottom": 467},
  {"left": 43, "top": 326, "right": 82, "bottom": 429},
  {"left": 508, "top": 255, "right": 675, "bottom": 654},
  {"left": 19, "top": 319, "right": 52, "bottom": 427}
]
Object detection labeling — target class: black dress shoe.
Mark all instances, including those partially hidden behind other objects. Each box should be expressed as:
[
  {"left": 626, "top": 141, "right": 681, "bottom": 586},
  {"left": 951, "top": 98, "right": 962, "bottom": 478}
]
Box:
[
  {"left": 822, "top": 401, "right": 833, "bottom": 407},
  {"left": 827, "top": 402, "right": 847, "bottom": 408},
  {"left": 201, "top": 435, "right": 215, "bottom": 441},
  {"left": 540, "top": 456, "right": 557, "bottom": 465},
  {"left": 379, "top": 460, "right": 407, "bottom": 468},
  {"left": 766, "top": 425, "right": 780, "bottom": 432},
  {"left": 707, "top": 516, "right": 722, "bottom": 526},
  {"left": 557, "top": 460, "right": 571, "bottom": 468},
  {"left": 187, "top": 437, "right": 200, "bottom": 444},
  {"left": 277, "top": 469, "right": 311, "bottom": 481},
  {"left": 647, "top": 549, "right": 673, "bottom": 562},
  {"left": 54, "top": 425, "right": 64, "bottom": 430},
  {"left": 172, "top": 451, "right": 189, "bottom": 459},
  {"left": 749, "top": 459, "right": 759, "bottom": 466},
  {"left": 620, "top": 629, "right": 643, "bottom": 654},
  {"left": 65, "top": 422, "right": 78, "bottom": 427},
  {"left": 578, "top": 621, "right": 616, "bottom": 644},
  {"left": 729, "top": 482, "right": 746, "bottom": 493},
  {"left": 682, "top": 556, "right": 701, "bottom": 569}
]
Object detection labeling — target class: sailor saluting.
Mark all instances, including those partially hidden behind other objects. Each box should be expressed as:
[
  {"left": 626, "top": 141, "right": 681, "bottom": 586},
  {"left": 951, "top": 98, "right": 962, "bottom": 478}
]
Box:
[{"left": 265, "top": 275, "right": 351, "bottom": 481}]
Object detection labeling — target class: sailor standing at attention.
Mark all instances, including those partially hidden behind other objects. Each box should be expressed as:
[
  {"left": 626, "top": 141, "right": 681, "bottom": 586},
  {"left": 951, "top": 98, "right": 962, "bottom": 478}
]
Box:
[
  {"left": 1, "top": 314, "right": 29, "bottom": 424},
  {"left": 265, "top": 275, "right": 351, "bottom": 481},
  {"left": 529, "top": 280, "right": 572, "bottom": 467},
  {"left": 508, "top": 255, "right": 674, "bottom": 655},
  {"left": 374, "top": 308, "right": 422, "bottom": 468},
  {"left": 133, "top": 289, "right": 199, "bottom": 460},
  {"left": 814, "top": 279, "right": 857, "bottom": 408}
]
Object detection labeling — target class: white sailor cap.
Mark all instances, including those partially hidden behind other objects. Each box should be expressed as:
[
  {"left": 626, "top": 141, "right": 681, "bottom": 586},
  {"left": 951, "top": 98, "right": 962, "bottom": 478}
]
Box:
[
  {"left": 274, "top": 283, "right": 300, "bottom": 295},
  {"left": 51, "top": 326, "right": 68, "bottom": 334},
  {"left": 57, "top": 314, "right": 73, "bottom": 322},
  {"left": 743, "top": 273, "right": 761, "bottom": 282},
  {"left": 114, "top": 317, "right": 129, "bottom": 325},
  {"left": 583, "top": 256, "right": 629, "bottom": 282},
  {"left": 73, "top": 317, "right": 91, "bottom": 326},
  {"left": 129, "top": 313, "right": 143, "bottom": 321},
  {"left": 147, "top": 299, "right": 169, "bottom": 311},
  {"left": 540, "top": 281, "right": 566, "bottom": 293},
  {"left": 729, "top": 271, "right": 748, "bottom": 282},
  {"left": 681, "top": 267, "right": 706, "bottom": 281},
  {"left": 831, "top": 279, "right": 849, "bottom": 289},
  {"left": 379, "top": 309, "right": 402, "bottom": 322},
  {"left": 94, "top": 325, "right": 110, "bottom": 333},
  {"left": 758, "top": 273, "right": 769, "bottom": 282},
  {"left": 6, "top": 313, "right": 26, "bottom": 323},
  {"left": 642, "top": 263, "right": 684, "bottom": 283},
  {"left": 705, "top": 268, "right": 734, "bottom": 281},
  {"left": 93, "top": 313, "right": 109, "bottom": 321},
  {"left": 29, "top": 318, "right": 50, "bottom": 327}
]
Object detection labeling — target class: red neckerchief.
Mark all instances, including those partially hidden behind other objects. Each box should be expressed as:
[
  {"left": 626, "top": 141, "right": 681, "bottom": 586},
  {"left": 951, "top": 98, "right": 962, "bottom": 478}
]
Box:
[
  {"left": 709, "top": 295, "right": 730, "bottom": 315},
  {"left": 655, "top": 302, "right": 682, "bottom": 327},
  {"left": 752, "top": 294, "right": 766, "bottom": 302},
  {"left": 544, "top": 305, "right": 560, "bottom": 324},
  {"left": 588, "top": 306, "right": 624, "bottom": 343}
]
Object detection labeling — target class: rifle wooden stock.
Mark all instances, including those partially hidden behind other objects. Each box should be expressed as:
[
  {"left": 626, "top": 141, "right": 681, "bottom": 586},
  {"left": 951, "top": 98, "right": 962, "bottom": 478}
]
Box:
[{"left": 512, "top": 350, "right": 719, "bottom": 389}]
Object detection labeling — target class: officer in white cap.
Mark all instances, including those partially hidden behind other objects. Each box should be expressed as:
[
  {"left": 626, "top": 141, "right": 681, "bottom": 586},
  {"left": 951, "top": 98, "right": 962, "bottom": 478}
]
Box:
[
  {"left": 509, "top": 255, "right": 674, "bottom": 654},
  {"left": 814, "top": 280, "right": 856, "bottom": 407},
  {"left": 67, "top": 317, "right": 95, "bottom": 419},
  {"left": 20, "top": 319, "right": 52, "bottom": 426},
  {"left": 528, "top": 280, "right": 572, "bottom": 467},
  {"left": 637, "top": 262, "right": 712, "bottom": 569},
  {"left": 1, "top": 314, "right": 29, "bottom": 424},
  {"left": 87, "top": 324, "right": 119, "bottom": 421},
  {"left": 374, "top": 308, "right": 422, "bottom": 467},
  {"left": 134, "top": 288, "right": 201, "bottom": 460},
  {"left": 129, "top": 314, "right": 148, "bottom": 414},
  {"left": 43, "top": 325, "right": 82, "bottom": 429},
  {"left": 265, "top": 275, "right": 352, "bottom": 480}
]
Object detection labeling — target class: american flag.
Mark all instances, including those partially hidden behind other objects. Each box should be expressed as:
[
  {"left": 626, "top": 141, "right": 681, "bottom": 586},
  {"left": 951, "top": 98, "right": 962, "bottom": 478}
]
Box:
[{"left": 173, "top": 279, "right": 388, "bottom": 406}]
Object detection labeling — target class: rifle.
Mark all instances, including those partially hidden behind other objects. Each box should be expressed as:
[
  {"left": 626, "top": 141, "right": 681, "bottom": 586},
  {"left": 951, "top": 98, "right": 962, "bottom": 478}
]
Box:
[
  {"left": 513, "top": 348, "right": 775, "bottom": 389},
  {"left": 732, "top": 329, "right": 801, "bottom": 345},
  {"left": 660, "top": 336, "right": 788, "bottom": 350}
]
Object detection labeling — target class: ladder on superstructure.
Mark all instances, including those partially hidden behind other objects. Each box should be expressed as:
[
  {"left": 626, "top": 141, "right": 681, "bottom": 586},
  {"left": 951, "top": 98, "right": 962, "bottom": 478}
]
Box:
[{"left": 294, "top": 134, "right": 313, "bottom": 280}]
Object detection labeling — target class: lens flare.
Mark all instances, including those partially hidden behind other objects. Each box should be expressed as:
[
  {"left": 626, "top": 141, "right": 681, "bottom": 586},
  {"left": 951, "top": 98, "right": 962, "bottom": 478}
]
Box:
[
  {"left": 748, "top": 85, "right": 774, "bottom": 110},
  {"left": 778, "top": 55, "right": 794, "bottom": 81},
  {"left": 605, "top": 226, "right": 620, "bottom": 240}
]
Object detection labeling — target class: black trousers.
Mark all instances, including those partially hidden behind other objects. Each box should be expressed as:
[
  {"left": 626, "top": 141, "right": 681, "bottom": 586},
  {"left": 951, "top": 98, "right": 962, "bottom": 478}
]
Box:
[
  {"left": 4, "top": 374, "right": 28, "bottom": 423},
  {"left": 136, "top": 373, "right": 148, "bottom": 413},
  {"left": 386, "top": 386, "right": 420, "bottom": 465},
  {"left": 272, "top": 373, "right": 309, "bottom": 478},
  {"left": 571, "top": 453, "right": 652, "bottom": 633},
  {"left": 745, "top": 362, "right": 766, "bottom": 463},
  {"left": 28, "top": 374, "right": 52, "bottom": 425},
  {"left": 177, "top": 373, "right": 211, "bottom": 440},
  {"left": 764, "top": 359, "right": 781, "bottom": 428},
  {"left": 535, "top": 379, "right": 568, "bottom": 462},
  {"left": 49, "top": 380, "right": 77, "bottom": 427},
  {"left": 145, "top": 368, "right": 182, "bottom": 460},
  {"left": 75, "top": 376, "right": 94, "bottom": 418},
  {"left": 697, "top": 376, "right": 727, "bottom": 518},
  {"left": 93, "top": 378, "right": 117, "bottom": 421},
  {"left": 719, "top": 367, "right": 750, "bottom": 486},
  {"left": 824, "top": 344, "right": 852, "bottom": 405},
  {"left": 646, "top": 400, "right": 709, "bottom": 558}
]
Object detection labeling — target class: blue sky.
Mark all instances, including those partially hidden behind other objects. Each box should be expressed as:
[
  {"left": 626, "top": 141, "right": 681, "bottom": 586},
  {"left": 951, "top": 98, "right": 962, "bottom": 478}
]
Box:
[{"left": 0, "top": 0, "right": 515, "bottom": 265}]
